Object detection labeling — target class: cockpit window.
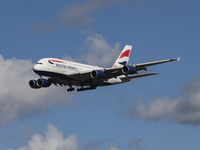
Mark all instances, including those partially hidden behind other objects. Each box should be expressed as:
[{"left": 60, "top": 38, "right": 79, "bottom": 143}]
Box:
[{"left": 36, "top": 62, "right": 43, "bottom": 64}]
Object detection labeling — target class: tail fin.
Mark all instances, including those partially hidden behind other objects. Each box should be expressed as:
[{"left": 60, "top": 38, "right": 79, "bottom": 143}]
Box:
[{"left": 112, "top": 45, "right": 132, "bottom": 68}]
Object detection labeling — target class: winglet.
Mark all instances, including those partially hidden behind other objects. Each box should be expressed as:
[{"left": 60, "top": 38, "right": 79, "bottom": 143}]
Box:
[{"left": 177, "top": 57, "right": 180, "bottom": 62}]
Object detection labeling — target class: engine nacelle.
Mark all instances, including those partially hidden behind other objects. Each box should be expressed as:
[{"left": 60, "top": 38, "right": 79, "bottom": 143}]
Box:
[
  {"left": 37, "top": 79, "right": 51, "bottom": 87},
  {"left": 29, "top": 80, "right": 41, "bottom": 89},
  {"left": 122, "top": 65, "right": 137, "bottom": 74},
  {"left": 91, "top": 70, "right": 106, "bottom": 79}
]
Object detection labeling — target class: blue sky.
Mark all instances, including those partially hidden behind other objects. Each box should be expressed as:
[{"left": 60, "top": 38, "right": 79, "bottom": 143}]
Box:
[{"left": 0, "top": 0, "right": 200, "bottom": 150}]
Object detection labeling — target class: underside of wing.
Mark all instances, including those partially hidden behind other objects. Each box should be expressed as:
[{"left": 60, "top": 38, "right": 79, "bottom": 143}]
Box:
[
  {"left": 48, "top": 77, "right": 92, "bottom": 87},
  {"left": 120, "top": 73, "right": 159, "bottom": 81},
  {"left": 66, "top": 67, "right": 125, "bottom": 82},
  {"left": 48, "top": 78, "right": 68, "bottom": 87}
]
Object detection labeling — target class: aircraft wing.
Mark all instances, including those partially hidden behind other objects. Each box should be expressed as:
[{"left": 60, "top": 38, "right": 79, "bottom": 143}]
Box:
[
  {"left": 131, "top": 57, "right": 180, "bottom": 71},
  {"left": 102, "top": 57, "right": 180, "bottom": 78},
  {"left": 65, "top": 57, "right": 180, "bottom": 82},
  {"left": 66, "top": 67, "right": 124, "bottom": 81}
]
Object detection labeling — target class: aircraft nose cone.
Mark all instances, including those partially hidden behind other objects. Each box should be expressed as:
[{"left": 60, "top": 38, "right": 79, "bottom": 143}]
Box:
[
  {"left": 33, "top": 64, "right": 37, "bottom": 73},
  {"left": 33, "top": 64, "right": 41, "bottom": 73}
]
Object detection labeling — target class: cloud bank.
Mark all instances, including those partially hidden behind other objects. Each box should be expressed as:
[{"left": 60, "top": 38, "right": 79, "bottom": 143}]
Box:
[
  {"left": 120, "top": 77, "right": 200, "bottom": 126},
  {"left": 10, "top": 124, "right": 144, "bottom": 150},
  {"left": 0, "top": 55, "right": 74, "bottom": 126},
  {"left": 62, "top": 32, "right": 121, "bottom": 67},
  {"left": 10, "top": 124, "right": 79, "bottom": 150},
  {"left": 81, "top": 32, "right": 121, "bottom": 67}
]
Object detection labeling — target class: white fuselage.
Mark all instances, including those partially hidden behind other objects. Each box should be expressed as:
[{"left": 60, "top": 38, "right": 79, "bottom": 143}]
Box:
[{"left": 33, "top": 58, "right": 126, "bottom": 86}]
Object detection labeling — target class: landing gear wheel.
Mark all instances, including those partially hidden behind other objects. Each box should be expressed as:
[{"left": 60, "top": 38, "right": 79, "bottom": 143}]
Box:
[
  {"left": 67, "top": 87, "right": 75, "bottom": 92},
  {"left": 77, "top": 86, "right": 97, "bottom": 92}
]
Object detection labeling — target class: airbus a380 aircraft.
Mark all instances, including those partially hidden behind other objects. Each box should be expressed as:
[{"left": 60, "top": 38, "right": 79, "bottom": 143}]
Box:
[{"left": 29, "top": 45, "right": 180, "bottom": 92}]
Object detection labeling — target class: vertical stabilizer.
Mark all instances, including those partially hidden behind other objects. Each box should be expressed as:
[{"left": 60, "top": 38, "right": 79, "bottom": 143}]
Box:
[{"left": 112, "top": 45, "right": 132, "bottom": 68}]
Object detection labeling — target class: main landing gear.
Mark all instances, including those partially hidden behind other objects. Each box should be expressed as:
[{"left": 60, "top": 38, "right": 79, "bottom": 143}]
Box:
[
  {"left": 67, "top": 84, "right": 75, "bottom": 92},
  {"left": 67, "top": 87, "right": 75, "bottom": 92},
  {"left": 67, "top": 86, "right": 97, "bottom": 92},
  {"left": 77, "top": 86, "right": 96, "bottom": 92}
]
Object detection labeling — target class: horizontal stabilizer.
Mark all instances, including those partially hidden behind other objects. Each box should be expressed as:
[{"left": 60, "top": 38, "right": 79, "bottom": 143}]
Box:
[{"left": 121, "top": 73, "right": 159, "bottom": 80}]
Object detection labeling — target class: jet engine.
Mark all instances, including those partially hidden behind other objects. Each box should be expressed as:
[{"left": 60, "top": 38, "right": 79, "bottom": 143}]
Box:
[
  {"left": 29, "top": 80, "right": 41, "bottom": 89},
  {"left": 91, "top": 70, "right": 106, "bottom": 79},
  {"left": 37, "top": 79, "right": 51, "bottom": 87},
  {"left": 122, "top": 65, "right": 137, "bottom": 74}
]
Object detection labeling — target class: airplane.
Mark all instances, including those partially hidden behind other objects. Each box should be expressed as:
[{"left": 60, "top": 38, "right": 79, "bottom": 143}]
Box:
[{"left": 29, "top": 45, "right": 180, "bottom": 92}]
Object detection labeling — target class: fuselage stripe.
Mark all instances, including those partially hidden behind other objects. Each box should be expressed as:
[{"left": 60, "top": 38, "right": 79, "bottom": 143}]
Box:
[{"left": 49, "top": 60, "right": 63, "bottom": 63}]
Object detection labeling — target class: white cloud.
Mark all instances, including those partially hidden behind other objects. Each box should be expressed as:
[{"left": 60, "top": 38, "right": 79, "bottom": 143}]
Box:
[
  {"left": 107, "top": 144, "right": 121, "bottom": 150},
  {"left": 0, "top": 55, "right": 74, "bottom": 126},
  {"left": 59, "top": 0, "right": 128, "bottom": 28},
  {"left": 80, "top": 32, "right": 121, "bottom": 67},
  {"left": 62, "top": 32, "right": 122, "bottom": 67},
  {"left": 10, "top": 123, "right": 145, "bottom": 150},
  {"left": 15, "top": 123, "right": 79, "bottom": 150},
  {"left": 120, "top": 76, "right": 200, "bottom": 126}
]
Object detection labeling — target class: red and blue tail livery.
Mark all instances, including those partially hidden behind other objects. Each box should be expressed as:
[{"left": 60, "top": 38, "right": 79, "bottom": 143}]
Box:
[
  {"left": 112, "top": 45, "right": 132, "bottom": 68},
  {"left": 119, "top": 50, "right": 131, "bottom": 58}
]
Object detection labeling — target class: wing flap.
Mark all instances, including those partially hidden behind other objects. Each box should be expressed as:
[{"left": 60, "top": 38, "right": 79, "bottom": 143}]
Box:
[{"left": 103, "top": 67, "right": 124, "bottom": 78}]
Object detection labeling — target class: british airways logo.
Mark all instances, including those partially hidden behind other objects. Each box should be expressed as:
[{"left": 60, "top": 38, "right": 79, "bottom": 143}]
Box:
[
  {"left": 48, "top": 59, "right": 63, "bottom": 64},
  {"left": 48, "top": 59, "right": 78, "bottom": 71}
]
